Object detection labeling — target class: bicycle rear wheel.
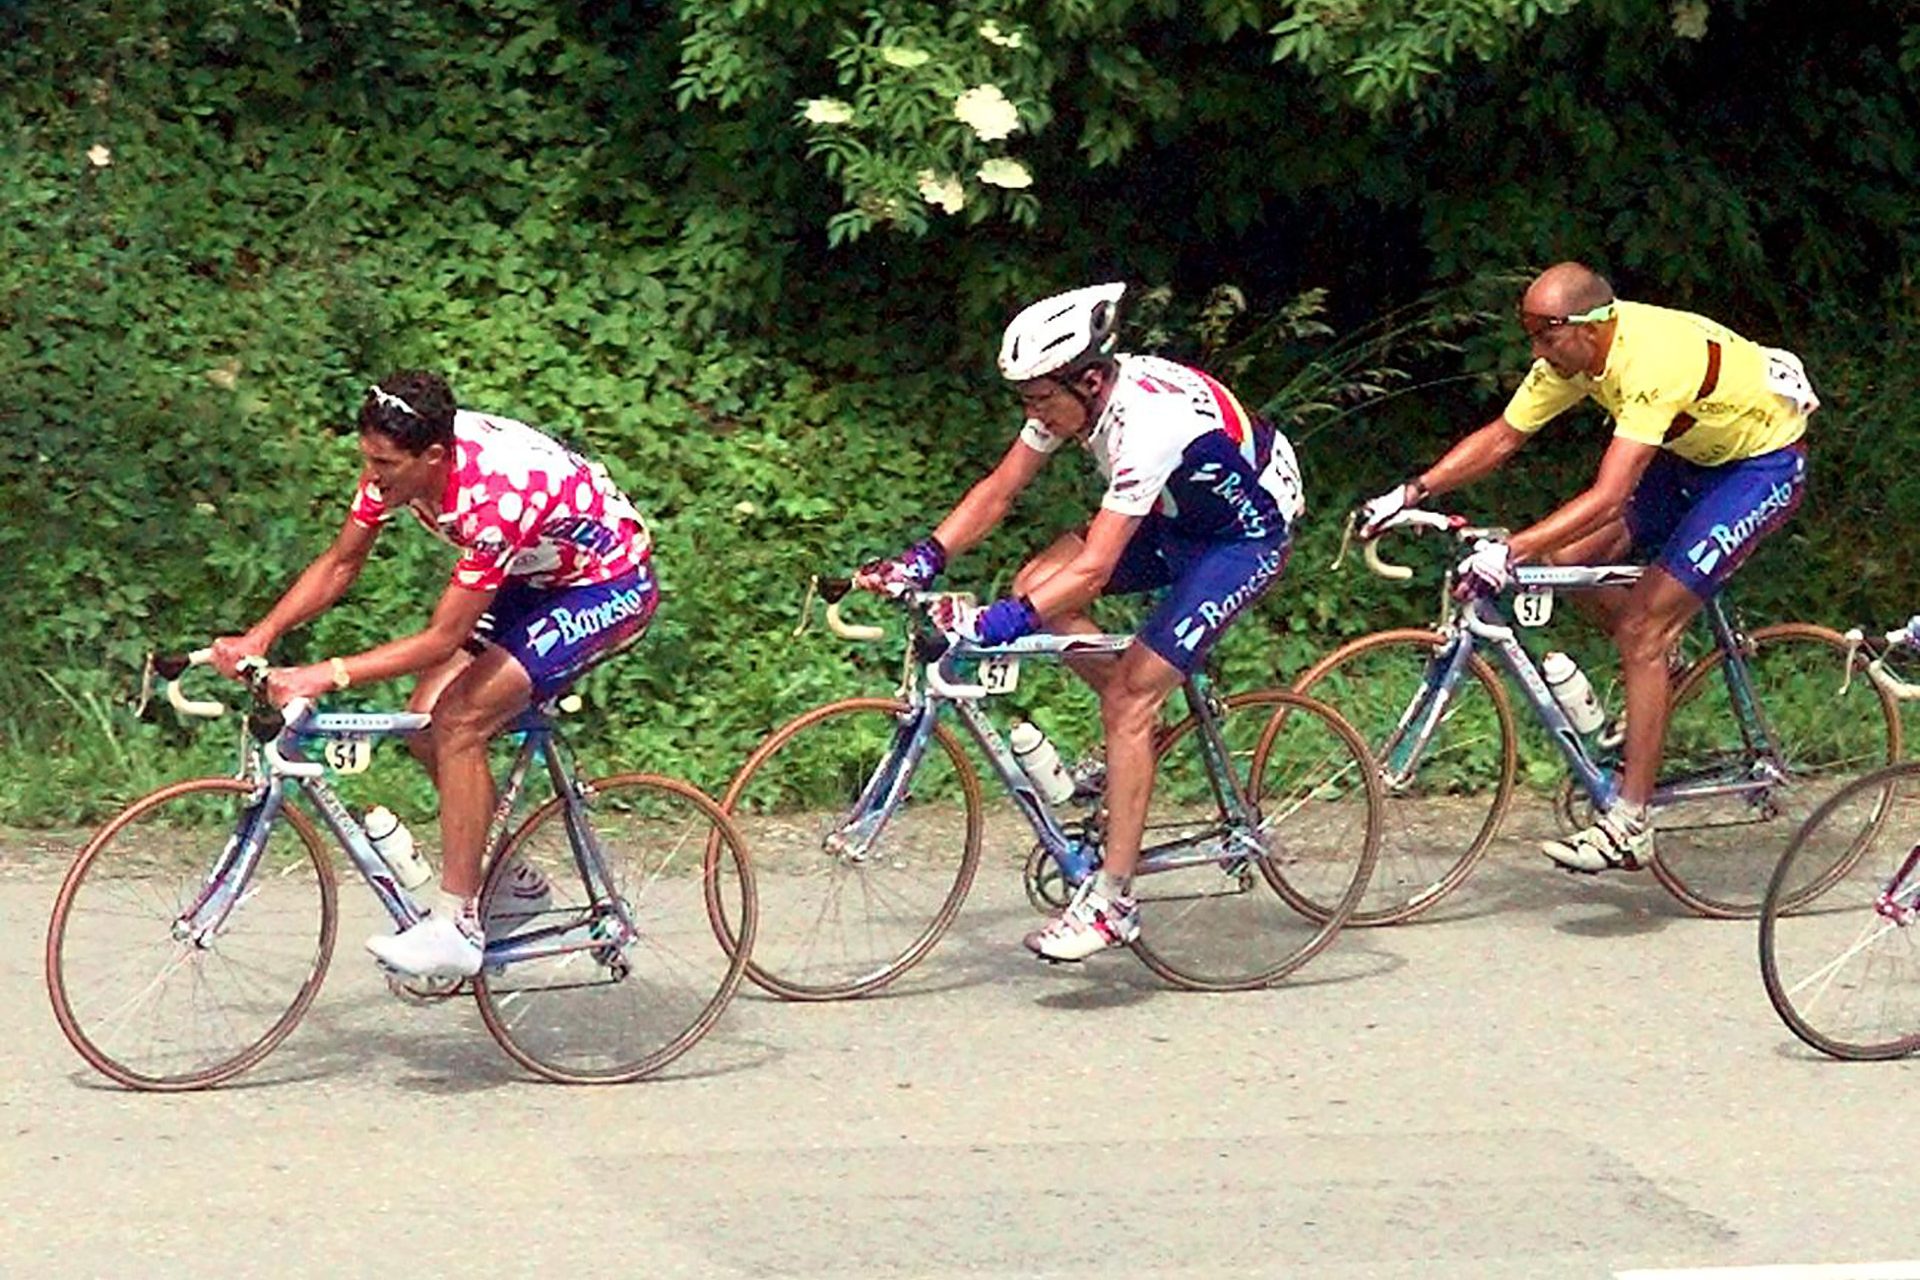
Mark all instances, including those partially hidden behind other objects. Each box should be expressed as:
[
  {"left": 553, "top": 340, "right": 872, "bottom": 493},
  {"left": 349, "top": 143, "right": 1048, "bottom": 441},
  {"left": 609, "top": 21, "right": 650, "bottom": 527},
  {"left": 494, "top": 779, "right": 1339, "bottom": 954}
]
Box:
[
  {"left": 1760, "top": 761, "right": 1920, "bottom": 1060},
  {"left": 718, "top": 698, "right": 983, "bottom": 1000},
  {"left": 1129, "top": 689, "right": 1381, "bottom": 991},
  {"left": 45, "top": 777, "right": 338, "bottom": 1091},
  {"left": 1291, "top": 629, "right": 1516, "bottom": 924},
  {"left": 474, "top": 774, "right": 755, "bottom": 1084},
  {"left": 1654, "top": 623, "right": 1901, "bottom": 918}
]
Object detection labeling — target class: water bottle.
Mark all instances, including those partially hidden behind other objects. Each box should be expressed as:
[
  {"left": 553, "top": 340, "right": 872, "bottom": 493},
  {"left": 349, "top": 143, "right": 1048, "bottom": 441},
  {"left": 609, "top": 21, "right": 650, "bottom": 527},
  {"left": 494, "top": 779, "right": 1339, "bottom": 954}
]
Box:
[
  {"left": 364, "top": 805, "right": 434, "bottom": 891},
  {"left": 1009, "top": 719, "right": 1075, "bottom": 806},
  {"left": 1541, "top": 651, "right": 1606, "bottom": 736}
]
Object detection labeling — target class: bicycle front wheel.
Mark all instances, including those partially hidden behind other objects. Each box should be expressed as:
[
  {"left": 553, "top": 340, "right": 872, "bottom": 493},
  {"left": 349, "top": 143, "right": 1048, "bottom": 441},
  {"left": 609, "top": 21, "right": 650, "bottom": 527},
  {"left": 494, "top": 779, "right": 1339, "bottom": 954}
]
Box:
[
  {"left": 45, "top": 777, "right": 338, "bottom": 1091},
  {"left": 1760, "top": 761, "right": 1920, "bottom": 1060},
  {"left": 1129, "top": 689, "right": 1382, "bottom": 991},
  {"left": 474, "top": 774, "right": 756, "bottom": 1084},
  {"left": 1655, "top": 623, "right": 1902, "bottom": 918},
  {"left": 1291, "top": 629, "right": 1517, "bottom": 924},
  {"left": 719, "top": 698, "right": 983, "bottom": 1000}
]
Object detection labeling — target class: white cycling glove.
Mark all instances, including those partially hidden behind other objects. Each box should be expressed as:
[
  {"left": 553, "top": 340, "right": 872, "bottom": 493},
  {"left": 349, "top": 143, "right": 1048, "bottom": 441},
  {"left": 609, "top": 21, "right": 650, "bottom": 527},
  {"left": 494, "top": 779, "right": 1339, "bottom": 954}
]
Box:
[
  {"left": 1356, "top": 480, "right": 1424, "bottom": 539},
  {"left": 1452, "top": 538, "right": 1513, "bottom": 600}
]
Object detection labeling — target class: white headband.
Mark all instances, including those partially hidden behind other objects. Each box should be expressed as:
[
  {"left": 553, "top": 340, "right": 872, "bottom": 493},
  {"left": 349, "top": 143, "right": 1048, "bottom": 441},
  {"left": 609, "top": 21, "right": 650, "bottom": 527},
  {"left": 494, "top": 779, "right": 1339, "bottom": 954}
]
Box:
[{"left": 367, "top": 385, "right": 420, "bottom": 418}]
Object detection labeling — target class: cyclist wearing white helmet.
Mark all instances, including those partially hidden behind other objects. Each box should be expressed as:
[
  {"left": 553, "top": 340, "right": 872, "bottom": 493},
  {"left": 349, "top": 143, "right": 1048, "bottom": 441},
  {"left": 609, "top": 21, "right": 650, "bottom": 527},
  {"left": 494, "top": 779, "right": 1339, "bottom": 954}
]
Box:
[{"left": 856, "top": 282, "right": 1304, "bottom": 962}]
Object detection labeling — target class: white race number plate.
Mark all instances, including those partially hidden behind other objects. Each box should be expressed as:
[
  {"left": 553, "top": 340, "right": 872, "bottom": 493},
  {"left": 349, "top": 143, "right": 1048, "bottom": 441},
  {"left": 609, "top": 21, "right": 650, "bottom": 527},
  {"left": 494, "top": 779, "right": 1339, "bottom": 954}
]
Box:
[
  {"left": 1513, "top": 589, "right": 1554, "bottom": 628},
  {"left": 979, "top": 656, "right": 1021, "bottom": 695},
  {"left": 322, "top": 736, "right": 373, "bottom": 774}
]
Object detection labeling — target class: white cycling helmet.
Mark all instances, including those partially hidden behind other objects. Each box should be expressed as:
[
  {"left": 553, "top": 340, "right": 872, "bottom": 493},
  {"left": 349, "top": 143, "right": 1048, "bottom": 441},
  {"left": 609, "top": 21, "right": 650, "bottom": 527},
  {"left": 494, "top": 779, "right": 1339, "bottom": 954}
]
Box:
[{"left": 997, "top": 282, "right": 1126, "bottom": 383}]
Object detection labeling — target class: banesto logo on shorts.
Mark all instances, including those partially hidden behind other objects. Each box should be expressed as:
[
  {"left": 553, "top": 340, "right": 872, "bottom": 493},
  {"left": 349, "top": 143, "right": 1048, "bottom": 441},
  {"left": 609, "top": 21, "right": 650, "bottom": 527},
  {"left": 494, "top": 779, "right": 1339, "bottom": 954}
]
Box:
[
  {"left": 1186, "top": 544, "right": 1289, "bottom": 640},
  {"left": 1684, "top": 479, "right": 1799, "bottom": 577},
  {"left": 526, "top": 585, "right": 651, "bottom": 657}
]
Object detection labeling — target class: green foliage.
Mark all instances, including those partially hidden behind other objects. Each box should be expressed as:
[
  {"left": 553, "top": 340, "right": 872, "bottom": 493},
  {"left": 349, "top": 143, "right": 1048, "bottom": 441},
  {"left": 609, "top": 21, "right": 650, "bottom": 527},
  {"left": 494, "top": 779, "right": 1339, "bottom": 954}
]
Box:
[
  {"left": 3, "top": 0, "right": 1918, "bottom": 829},
  {"left": 1269, "top": 0, "right": 1585, "bottom": 110}
]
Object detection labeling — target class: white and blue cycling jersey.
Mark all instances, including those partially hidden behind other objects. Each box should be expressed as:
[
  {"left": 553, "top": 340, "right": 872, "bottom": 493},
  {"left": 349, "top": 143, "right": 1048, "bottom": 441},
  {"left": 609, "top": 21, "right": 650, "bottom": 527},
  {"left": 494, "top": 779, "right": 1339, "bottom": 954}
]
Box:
[
  {"left": 1019, "top": 354, "right": 1304, "bottom": 542},
  {"left": 1019, "top": 354, "right": 1303, "bottom": 674}
]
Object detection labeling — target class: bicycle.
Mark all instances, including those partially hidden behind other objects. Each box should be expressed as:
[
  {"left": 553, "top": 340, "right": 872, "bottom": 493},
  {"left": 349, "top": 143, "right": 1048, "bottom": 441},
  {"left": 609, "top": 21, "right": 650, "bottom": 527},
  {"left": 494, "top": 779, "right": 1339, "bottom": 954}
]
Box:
[
  {"left": 714, "top": 579, "right": 1383, "bottom": 999},
  {"left": 45, "top": 651, "right": 757, "bottom": 1090},
  {"left": 1289, "top": 508, "right": 1900, "bottom": 924},
  {"left": 1760, "top": 618, "right": 1920, "bottom": 1059}
]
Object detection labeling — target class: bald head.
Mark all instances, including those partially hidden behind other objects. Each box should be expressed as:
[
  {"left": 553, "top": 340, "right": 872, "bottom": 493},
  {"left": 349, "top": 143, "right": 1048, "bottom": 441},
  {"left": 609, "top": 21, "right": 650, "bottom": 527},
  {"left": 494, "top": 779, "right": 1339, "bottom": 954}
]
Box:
[{"left": 1523, "top": 262, "right": 1614, "bottom": 317}]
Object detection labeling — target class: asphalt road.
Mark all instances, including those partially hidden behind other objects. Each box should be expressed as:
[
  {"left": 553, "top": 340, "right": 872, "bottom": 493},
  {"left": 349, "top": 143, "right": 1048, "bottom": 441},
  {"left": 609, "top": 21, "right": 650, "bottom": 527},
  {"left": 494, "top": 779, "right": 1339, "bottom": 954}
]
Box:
[{"left": 4, "top": 803, "right": 1915, "bottom": 1280}]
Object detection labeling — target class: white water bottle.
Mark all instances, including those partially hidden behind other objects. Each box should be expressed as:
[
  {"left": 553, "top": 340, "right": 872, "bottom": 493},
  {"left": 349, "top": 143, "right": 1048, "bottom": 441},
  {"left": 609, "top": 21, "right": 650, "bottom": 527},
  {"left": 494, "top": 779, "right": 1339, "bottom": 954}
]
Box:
[
  {"left": 364, "top": 806, "right": 434, "bottom": 891},
  {"left": 1542, "top": 651, "right": 1606, "bottom": 736},
  {"left": 1009, "top": 719, "right": 1076, "bottom": 807}
]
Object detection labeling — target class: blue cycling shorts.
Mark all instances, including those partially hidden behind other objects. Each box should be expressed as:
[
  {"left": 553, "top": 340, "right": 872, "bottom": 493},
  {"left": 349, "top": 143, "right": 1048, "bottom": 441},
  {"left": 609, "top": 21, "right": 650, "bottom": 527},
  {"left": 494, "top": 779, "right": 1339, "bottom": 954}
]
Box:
[
  {"left": 1104, "top": 515, "right": 1291, "bottom": 674},
  {"left": 469, "top": 563, "right": 658, "bottom": 701},
  {"left": 1626, "top": 443, "right": 1806, "bottom": 598}
]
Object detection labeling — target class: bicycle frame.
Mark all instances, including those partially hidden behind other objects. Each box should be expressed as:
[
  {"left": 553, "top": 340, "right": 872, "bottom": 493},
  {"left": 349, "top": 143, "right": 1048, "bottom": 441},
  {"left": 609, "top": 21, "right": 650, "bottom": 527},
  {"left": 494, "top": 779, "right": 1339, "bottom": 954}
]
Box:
[
  {"left": 830, "top": 628, "right": 1263, "bottom": 884},
  {"left": 177, "top": 704, "right": 633, "bottom": 971},
  {"left": 1382, "top": 563, "right": 1784, "bottom": 813}
]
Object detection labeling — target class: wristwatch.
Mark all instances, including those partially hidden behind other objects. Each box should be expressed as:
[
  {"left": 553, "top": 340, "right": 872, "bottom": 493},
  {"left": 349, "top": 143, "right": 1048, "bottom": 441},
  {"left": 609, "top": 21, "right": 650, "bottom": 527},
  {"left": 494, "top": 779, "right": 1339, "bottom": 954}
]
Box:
[{"left": 329, "top": 656, "right": 352, "bottom": 690}]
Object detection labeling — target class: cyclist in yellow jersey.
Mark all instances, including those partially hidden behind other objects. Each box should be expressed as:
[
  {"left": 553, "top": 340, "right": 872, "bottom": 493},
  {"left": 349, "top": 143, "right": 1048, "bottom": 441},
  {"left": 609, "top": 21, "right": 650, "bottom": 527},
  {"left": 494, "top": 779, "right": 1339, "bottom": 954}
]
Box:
[{"left": 1355, "top": 262, "right": 1816, "bottom": 873}]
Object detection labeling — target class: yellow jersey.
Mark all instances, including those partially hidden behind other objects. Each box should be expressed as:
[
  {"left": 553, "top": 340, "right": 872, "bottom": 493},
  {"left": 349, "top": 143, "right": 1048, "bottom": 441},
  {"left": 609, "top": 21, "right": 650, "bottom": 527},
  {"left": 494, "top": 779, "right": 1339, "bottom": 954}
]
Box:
[{"left": 1502, "top": 300, "right": 1809, "bottom": 466}]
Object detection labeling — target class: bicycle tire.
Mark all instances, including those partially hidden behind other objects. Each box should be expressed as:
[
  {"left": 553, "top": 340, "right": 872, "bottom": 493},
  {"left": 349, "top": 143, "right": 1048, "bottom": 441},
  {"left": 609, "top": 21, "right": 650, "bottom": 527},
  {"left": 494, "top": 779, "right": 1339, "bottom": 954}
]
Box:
[
  {"left": 718, "top": 697, "right": 983, "bottom": 1000},
  {"left": 45, "top": 777, "right": 338, "bottom": 1091},
  {"left": 1653, "top": 622, "right": 1901, "bottom": 919},
  {"left": 1290, "top": 628, "right": 1517, "bottom": 924},
  {"left": 1759, "top": 760, "right": 1920, "bottom": 1060},
  {"left": 473, "top": 773, "right": 757, "bottom": 1084},
  {"left": 1129, "top": 689, "right": 1382, "bottom": 991}
]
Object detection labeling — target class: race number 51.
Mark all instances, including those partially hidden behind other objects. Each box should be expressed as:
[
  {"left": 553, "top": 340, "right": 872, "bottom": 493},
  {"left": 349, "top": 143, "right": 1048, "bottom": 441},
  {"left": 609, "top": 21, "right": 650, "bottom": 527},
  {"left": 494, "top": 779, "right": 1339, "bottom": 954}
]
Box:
[{"left": 1513, "top": 589, "right": 1554, "bottom": 628}]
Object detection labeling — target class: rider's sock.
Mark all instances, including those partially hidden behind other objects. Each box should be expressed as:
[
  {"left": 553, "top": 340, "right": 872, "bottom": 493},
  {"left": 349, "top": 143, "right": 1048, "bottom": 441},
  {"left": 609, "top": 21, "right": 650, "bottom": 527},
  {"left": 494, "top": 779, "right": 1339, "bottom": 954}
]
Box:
[
  {"left": 1611, "top": 802, "right": 1651, "bottom": 833},
  {"left": 1093, "top": 869, "right": 1131, "bottom": 901},
  {"left": 435, "top": 888, "right": 484, "bottom": 943}
]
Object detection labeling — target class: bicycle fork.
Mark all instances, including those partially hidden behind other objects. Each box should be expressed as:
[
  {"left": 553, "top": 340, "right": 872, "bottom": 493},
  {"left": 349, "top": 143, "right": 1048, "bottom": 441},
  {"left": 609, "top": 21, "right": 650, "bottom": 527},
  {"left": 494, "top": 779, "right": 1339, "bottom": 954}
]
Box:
[
  {"left": 173, "top": 785, "right": 284, "bottom": 947},
  {"left": 824, "top": 704, "right": 941, "bottom": 861},
  {"left": 1874, "top": 843, "right": 1920, "bottom": 926}
]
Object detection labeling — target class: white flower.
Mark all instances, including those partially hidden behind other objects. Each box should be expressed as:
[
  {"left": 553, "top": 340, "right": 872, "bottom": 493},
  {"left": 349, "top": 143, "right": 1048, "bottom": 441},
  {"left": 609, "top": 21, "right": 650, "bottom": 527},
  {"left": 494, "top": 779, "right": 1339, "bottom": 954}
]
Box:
[
  {"left": 801, "top": 98, "right": 855, "bottom": 126},
  {"left": 86, "top": 144, "right": 112, "bottom": 168},
  {"left": 206, "top": 362, "right": 239, "bottom": 390},
  {"left": 880, "top": 46, "right": 930, "bottom": 68},
  {"left": 916, "top": 170, "right": 966, "bottom": 215},
  {"left": 976, "top": 158, "right": 1032, "bottom": 189},
  {"left": 978, "top": 21, "right": 1024, "bottom": 49},
  {"left": 953, "top": 84, "right": 1020, "bottom": 142},
  {"left": 734, "top": 500, "right": 758, "bottom": 516},
  {"left": 1671, "top": 0, "right": 1708, "bottom": 39}
]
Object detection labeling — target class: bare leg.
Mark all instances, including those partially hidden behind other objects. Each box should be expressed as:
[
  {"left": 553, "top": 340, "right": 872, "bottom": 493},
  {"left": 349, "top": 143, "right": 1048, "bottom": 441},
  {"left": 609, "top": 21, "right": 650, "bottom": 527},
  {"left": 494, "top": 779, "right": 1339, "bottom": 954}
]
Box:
[
  {"left": 403, "top": 650, "right": 472, "bottom": 782},
  {"left": 1013, "top": 532, "right": 1122, "bottom": 695},
  {"left": 1547, "top": 518, "right": 1636, "bottom": 638},
  {"left": 423, "top": 647, "right": 533, "bottom": 897},
  {"left": 1614, "top": 569, "right": 1704, "bottom": 809},
  {"left": 363, "top": 647, "right": 534, "bottom": 975},
  {"left": 1095, "top": 643, "right": 1188, "bottom": 882}
]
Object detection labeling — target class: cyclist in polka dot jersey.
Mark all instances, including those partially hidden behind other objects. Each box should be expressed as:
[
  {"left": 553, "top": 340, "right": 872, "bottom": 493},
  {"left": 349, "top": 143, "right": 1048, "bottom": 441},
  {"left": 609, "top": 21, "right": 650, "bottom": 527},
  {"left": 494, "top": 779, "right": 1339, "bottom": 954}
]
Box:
[
  {"left": 348, "top": 407, "right": 651, "bottom": 593},
  {"left": 211, "top": 371, "right": 657, "bottom": 979}
]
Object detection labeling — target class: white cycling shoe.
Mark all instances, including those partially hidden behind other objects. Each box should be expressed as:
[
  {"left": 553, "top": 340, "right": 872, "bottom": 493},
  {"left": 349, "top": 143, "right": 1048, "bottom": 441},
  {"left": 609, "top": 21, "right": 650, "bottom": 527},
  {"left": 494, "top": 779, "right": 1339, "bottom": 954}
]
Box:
[
  {"left": 1024, "top": 880, "right": 1140, "bottom": 962},
  {"left": 367, "top": 912, "right": 483, "bottom": 979},
  {"left": 1542, "top": 810, "right": 1652, "bottom": 874}
]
